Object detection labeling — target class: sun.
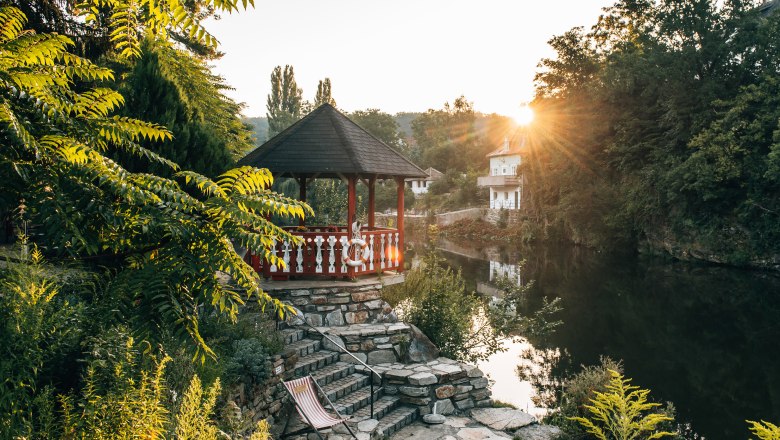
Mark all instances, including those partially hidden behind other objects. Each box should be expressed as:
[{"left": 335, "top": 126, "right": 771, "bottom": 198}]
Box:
[{"left": 513, "top": 105, "right": 535, "bottom": 126}]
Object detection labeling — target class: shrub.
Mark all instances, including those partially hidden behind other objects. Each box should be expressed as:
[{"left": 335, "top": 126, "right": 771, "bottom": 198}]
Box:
[
  {"left": 223, "top": 338, "right": 270, "bottom": 387},
  {"left": 174, "top": 375, "right": 221, "bottom": 440},
  {"left": 747, "top": 420, "right": 780, "bottom": 440},
  {"left": 569, "top": 370, "right": 675, "bottom": 440}
]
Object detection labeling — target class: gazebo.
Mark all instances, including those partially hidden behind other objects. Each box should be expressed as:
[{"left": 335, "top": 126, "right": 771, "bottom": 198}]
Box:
[{"left": 239, "top": 104, "right": 427, "bottom": 279}]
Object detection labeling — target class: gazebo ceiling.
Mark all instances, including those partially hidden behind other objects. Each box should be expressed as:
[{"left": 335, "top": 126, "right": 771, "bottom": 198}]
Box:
[{"left": 239, "top": 104, "right": 427, "bottom": 179}]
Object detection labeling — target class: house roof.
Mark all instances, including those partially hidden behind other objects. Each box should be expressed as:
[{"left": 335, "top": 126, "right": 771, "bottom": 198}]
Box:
[
  {"left": 487, "top": 135, "right": 527, "bottom": 158},
  {"left": 405, "top": 167, "right": 444, "bottom": 182},
  {"left": 239, "top": 104, "right": 427, "bottom": 179}
]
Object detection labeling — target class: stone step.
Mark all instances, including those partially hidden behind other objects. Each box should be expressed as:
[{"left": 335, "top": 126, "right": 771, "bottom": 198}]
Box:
[
  {"left": 293, "top": 350, "right": 339, "bottom": 376},
  {"left": 320, "top": 373, "right": 369, "bottom": 402},
  {"left": 375, "top": 405, "right": 418, "bottom": 438},
  {"left": 280, "top": 328, "right": 305, "bottom": 344},
  {"left": 349, "top": 395, "right": 401, "bottom": 422},
  {"left": 331, "top": 383, "right": 383, "bottom": 415},
  {"left": 286, "top": 338, "right": 321, "bottom": 357},
  {"left": 311, "top": 362, "right": 355, "bottom": 387}
]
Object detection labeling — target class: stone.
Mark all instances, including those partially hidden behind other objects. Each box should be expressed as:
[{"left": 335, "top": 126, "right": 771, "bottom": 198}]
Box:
[
  {"left": 289, "top": 289, "right": 310, "bottom": 297},
  {"left": 407, "top": 324, "right": 440, "bottom": 363},
  {"left": 286, "top": 307, "right": 305, "bottom": 325},
  {"left": 363, "top": 299, "right": 384, "bottom": 309},
  {"left": 512, "top": 425, "right": 563, "bottom": 440},
  {"left": 423, "top": 414, "right": 446, "bottom": 424},
  {"left": 374, "top": 336, "right": 390, "bottom": 344},
  {"left": 311, "top": 295, "right": 327, "bottom": 304},
  {"left": 456, "top": 427, "right": 511, "bottom": 440},
  {"left": 408, "top": 372, "right": 437, "bottom": 386},
  {"left": 366, "top": 350, "right": 396, "bottom": 365},
  {"left": 360, "top": 340, "right": 375, "bottom": 351},
  {"left": 376, "top": 310, "right": 398, "bottom": 323},
  {"left": 402, "top": 396, "right": 431, "bottom": 406},
  {"left": 376, "top": 343, "right": 393, "bottom": 349},
  {"left": 317, "top": 305, "right": 337, "bottom": 312},
  {"left": 345, "top": 311, "right": 370, "bottom": 324},
  {"left": 456, "top": 385, "right": 474, "bottom": 394},
  {"left": 471, "top": 377, "right": 489, "bottom": 389},
  {"left": 454, "top": 398, "right": 474, "bottom": 410},
  {"left": 325, "top": 310, "right": 345, "bottom": 326},
  {"left": 321, "top": 334, "right": 346, "bottom": 352},
  {"left": 399, "top": 386, "right": 429, "bottom": 397},
  {"left": 351, "top": 291, "right": 381, "bottom": 302},
  {"left": 304, "top": 314, "right": 322, "bottom": 326},
  {"left": 292, "top": 298, "right": 309, "bottom": 306},
  {"left": 328, "top": 296, "right": 351, "bottom": 304},
  {"left": 340, "top": 352, "right": 367, "bottom": 364},
  {"left": 470, "top": 408, "right": 537, "bottom": 431},
  {"left": 436, "top": 385, "right": 455, "bottom": 398},
  {"left": 433, "top": 399, "right": 455, "bottom": 415},
  {"left": 385, "top": 369, "right": 413, "bottom": 381},
  {"left": 465, "top": 365, "right": 484, "bottom": 378},
  {"left": 471, "top": 389, "right": 490, "bottom": 400},
  {"left": 357, "top": 419, "right": 379, "bottom": 432}
]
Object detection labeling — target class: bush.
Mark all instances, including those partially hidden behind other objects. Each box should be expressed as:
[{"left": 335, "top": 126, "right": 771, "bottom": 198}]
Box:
[
  {"left": 569, "top": 370, "right": 675, "bottom": 440},
  {"left": 223, "top": 338, "right": 270, "bottom": 387},
  {"left": 747, "top": 420, "right": 780, "bottom": 440}
]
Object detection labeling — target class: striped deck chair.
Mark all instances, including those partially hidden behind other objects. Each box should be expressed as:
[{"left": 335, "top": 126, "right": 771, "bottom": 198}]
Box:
[{"left": 282, "top": 376, "right": 357, "bottom": 439}]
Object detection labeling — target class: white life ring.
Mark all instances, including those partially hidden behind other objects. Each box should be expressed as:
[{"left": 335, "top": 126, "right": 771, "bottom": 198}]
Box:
[{"left": 342, "top": 238, "right": 371, "bottom": 267}]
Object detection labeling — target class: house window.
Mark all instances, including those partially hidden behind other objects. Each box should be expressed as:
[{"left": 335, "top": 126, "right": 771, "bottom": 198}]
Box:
[
  {"left": 502, "top": 166, "right": 507, "bottom": 175},
  {"left": 493, "top": 168, "right": 498, "bottom": 176},
  {"left": 510, "top": 165, "right": 516, "bottom": 175}
]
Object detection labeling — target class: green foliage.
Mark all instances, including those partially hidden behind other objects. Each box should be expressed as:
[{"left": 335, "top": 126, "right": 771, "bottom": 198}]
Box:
[
  {"left": 747, "top": 420, "right": 780, "bottom": 440},
  {"left": 0, "top": 245, "right": 83, "bottom": 438},
  {"left": 223, "top": 338, "right": 270, "bottom": 387},
  {"left": 314, "top": 78, "right": 336, "bottom": 108},
  {"left": 569, "top": 370, "right": 675, "bottom": 440},
  {"left": 351, "top": 108, "right": 407, "bottom": 153},
  {"left": 385, "top": 249, "right": 560, "bottom": 363},
  {"left": 527, "top": 0, "right": 780, "bottom": 261},
  {"left": 174, "top": 375, "right": 221, "bottom": 440},
  {"left": 266, "top": 65, "right": 303, "bottom": 138},
  {"left": 0, "top": 8, "right": 313, "bottom": 359},
  {"left": 60, "top": 330, "right": 170, "bottom": 438}
]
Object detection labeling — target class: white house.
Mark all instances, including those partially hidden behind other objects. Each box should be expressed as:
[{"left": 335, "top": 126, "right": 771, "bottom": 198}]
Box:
[
  {"left": 405, "top": 167, "right": 443, "bottom": 195},
  {"left": 477, "top": 137, "right": 524, "bottom": 210}
]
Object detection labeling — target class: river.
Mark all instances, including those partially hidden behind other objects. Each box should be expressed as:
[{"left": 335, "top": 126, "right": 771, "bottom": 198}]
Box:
[{"left": 407, "top": 236, "right": 780, "bottom": 439}]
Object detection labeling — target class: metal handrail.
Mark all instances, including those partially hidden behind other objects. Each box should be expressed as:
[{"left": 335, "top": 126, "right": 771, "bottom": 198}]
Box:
[{"left": 302, "top": 321, "right": 383, "bottom": 419}]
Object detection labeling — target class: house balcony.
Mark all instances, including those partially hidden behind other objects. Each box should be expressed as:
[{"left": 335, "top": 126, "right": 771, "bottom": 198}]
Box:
[
  {"left": 246, "top": 226, "right": 402, "bottom": 279},
  {"left": 477, "top": 175, "right": 519, "bottom": 187}
]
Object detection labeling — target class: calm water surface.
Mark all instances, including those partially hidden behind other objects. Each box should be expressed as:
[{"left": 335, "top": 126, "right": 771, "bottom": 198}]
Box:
[{"left": 409, "top": 237, "right": 780, "bottom": 439}]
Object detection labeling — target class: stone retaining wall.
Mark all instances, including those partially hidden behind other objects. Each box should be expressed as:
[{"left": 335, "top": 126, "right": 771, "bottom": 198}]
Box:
[
  {"left": 264, "top": 277, "right": 404, "bottom": 328},
  {"left": 484, "top": 208, "right": 523, "bottom": 226},
  {"left": 309, "top": 323, "right": 413, "bottom": 365},
  {"left": 372, "top": 358, "right": 492, "bottom": 417}
]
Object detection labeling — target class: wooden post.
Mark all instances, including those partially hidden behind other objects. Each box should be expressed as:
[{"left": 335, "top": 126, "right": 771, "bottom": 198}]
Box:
[
  {"left": 347, "top": 176, "right": 357, "bottom": 277},
  {"left": 299, "top": 177, "right": 307, "bottom": 226},
  {"left": 396, "top": 177, "right": 405, "bottom": 273},
  {"left": 368, "top": 177, "right": 376, "bottom": 229}
]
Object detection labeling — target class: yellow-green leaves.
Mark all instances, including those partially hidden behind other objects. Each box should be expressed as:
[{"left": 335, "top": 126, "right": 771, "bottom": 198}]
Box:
[
  {"left": 748, "top": 420, "right": 780, "bottom": 440},
  {"left": 569, "top": 370, "right": 675, "bottom": 440},
  {"left": 76, "top": 0, "right": 253, "bottom": 59}
]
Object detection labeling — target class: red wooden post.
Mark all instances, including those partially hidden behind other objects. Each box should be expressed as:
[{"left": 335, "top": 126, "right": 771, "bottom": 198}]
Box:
[
  {"left": 347, "top": 176, "right": 357, "bottom": 277},
  {"left": 396, "top": 177, "right": 405, "bottom": 273},
  {"left": 368, "top": 176, "right": 376, "bottom": 229},
  {"left": 299, "top": 177, "right": 307, "bottom": 226}
]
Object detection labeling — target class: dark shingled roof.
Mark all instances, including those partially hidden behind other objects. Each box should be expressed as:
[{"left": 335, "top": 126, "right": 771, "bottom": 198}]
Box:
[{"left": 239, "top": 104, "right": 427, "bottom": 179}]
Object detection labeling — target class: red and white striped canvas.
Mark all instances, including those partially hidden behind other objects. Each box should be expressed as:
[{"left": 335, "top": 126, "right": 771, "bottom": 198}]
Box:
[{"left": 283, "top": 376, "right": 348, "bottom": 429}]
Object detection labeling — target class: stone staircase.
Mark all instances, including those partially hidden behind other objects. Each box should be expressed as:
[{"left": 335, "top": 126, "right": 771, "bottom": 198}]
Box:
[{"left": 281, "top": 328, "right": 418, "bottom": 439}]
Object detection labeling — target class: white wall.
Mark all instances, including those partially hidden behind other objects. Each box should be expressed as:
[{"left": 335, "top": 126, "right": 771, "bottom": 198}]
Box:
[{"left": 489, "top": 154, "right": 521, "bottom": 176}]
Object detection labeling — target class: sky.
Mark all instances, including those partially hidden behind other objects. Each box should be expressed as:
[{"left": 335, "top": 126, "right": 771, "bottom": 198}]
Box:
[{"left": 206, "top": 0, "right": 613, "bottom": 119}]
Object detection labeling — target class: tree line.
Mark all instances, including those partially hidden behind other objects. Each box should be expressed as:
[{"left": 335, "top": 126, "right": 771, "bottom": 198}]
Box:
[{"left": 524, "top": 0, "right": 780, "bottom": 266}]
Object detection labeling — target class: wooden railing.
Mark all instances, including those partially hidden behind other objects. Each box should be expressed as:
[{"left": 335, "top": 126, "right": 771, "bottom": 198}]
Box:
[{"left": 247, "top": 226, "right": 402, "bottom": 279}]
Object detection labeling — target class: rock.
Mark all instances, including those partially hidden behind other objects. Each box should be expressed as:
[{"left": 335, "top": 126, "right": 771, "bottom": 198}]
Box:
[
  {"left": 376, "top": 310, "right": 398, "bottom": 323},
  {"left": 513, "top": 424, "right": 563, "bottom": 440},
  {"left": 407, "top": 324, "right": 440, "bottom": 363},
  {"left": 465, "top": 365, "right": 484, "bottom": 378},
  {"left": 399, "top": 386, "right": 429, "bottom": 397},
  {"left": 470, "top": 377, "right": 489, "bottom": 389},
  {"left": 456, "top": 427, "right": 512, "bottom": 440},
  {"left": 345, "top": 311, "right": 370, "bottom": 324},
  {"left": 351, "top": 291, "right": 381, "bottom": 302},
  {"left": 423, "top": 414, "right": 446, "bottom": 424},
  {"left": 325, "top": 310, "right": 345, "bottom": 326},
  {"left": 470, "top": 408, "right": 537, "bottom": 431},
  {"left": 357, "top": 419, "right": 379, "bottom": 432},
  {"left": 340, "top": 352, "right": 367, "bottom": 364},
  {"left": 433, "top": 399, "right": 455, "bottom": 415},
  {"left": 436, "top": 385, "right": 456, "bottom": 398},
  {"left": 454, "top": 398, "right": 474, "bottom": 410},
  {"left": 408, "top": 372, "right": 437, "bottom": 386},
  {"left": 385, "top": 369, "right": 414, "bottom": 381},
  {"left": 321, "top": 334, "right": 346, "bottom": 352},
  {"left": 366, "top": 350, "right": 396, "bottom": 365},
  {"left": 289, "top": 289, "right": 310, "bottom": 297},
  {"left": 286, "top": 307, "right": 305, "bottom": 325},
  {"left": 304, "top": 314, "right": 322, "bottom": 326}
]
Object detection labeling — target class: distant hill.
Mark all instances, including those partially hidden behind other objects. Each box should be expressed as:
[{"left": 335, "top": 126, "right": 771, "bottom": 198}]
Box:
[{"left": 243, "top": 117, "right": 268, "bottom": 146}]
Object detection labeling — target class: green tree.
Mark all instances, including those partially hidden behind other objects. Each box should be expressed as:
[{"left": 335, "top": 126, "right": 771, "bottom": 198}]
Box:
[
  {"left": 351, "top": 108, "right": 407, "bottom": 153},
  {"left": 0, "top": 7, "right": 312, "bottom": 359},
  {"left": 314, "top": 78, "right": 336, "bottom": 107},
  {"left": 266, "top": 65, "right": 303, "bottom": 137}
]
